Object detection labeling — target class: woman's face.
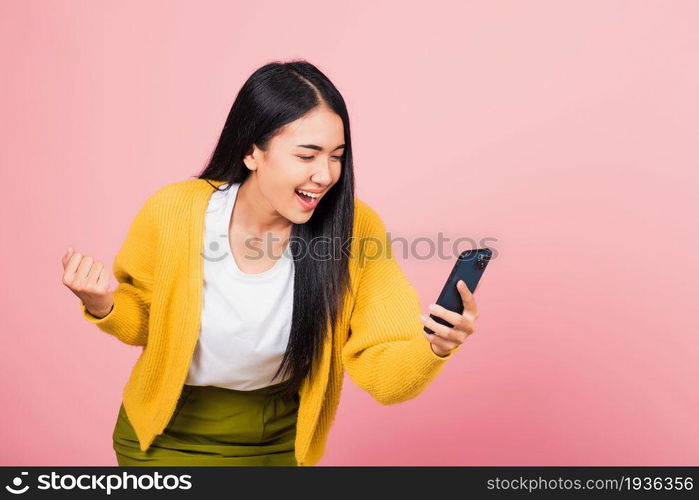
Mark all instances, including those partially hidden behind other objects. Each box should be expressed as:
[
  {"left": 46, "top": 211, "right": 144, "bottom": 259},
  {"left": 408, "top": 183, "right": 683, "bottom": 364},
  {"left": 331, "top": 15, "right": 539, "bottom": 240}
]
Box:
[{"left": 243, "top": 106, "right": 345, "bottom": 225}]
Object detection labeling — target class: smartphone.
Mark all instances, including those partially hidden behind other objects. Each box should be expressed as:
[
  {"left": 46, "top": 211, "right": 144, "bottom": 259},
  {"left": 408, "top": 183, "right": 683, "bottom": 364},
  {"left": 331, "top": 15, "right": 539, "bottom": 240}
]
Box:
[{"left": 424, "top": 248, "right": 492, "bottom": 334}]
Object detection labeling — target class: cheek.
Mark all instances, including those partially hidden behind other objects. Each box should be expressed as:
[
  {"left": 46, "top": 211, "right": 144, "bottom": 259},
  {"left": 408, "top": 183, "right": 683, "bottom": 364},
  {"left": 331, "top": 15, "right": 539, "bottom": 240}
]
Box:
[
  {"left": 271, "top": 161, "right": 303, "bottom": 186},
  {"left": 262, "top": 162, "right": 298, "bottom": 191}
]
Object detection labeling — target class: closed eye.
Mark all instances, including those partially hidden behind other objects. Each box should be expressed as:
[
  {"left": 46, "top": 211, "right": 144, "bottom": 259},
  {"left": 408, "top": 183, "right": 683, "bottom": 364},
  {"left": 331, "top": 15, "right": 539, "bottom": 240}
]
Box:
[{"left": 297, "top": 155, "right": 344, "bottom": 161}]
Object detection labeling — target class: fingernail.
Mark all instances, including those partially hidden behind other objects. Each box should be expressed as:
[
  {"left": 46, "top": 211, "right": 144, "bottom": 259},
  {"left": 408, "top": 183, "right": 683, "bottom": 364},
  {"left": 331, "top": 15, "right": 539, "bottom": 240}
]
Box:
[
  {"left": 428, "top": 304, "right": 437, "bottom": 312},
  {"left": 419, "top": 314, "right": 427, "bottom": 322}
]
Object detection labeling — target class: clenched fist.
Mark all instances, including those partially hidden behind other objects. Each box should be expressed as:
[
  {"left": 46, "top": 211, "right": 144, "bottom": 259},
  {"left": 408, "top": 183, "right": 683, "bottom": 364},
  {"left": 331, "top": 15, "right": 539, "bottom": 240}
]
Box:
[{"left": 62, "top": 247, "right": 114, "bottom": 319}]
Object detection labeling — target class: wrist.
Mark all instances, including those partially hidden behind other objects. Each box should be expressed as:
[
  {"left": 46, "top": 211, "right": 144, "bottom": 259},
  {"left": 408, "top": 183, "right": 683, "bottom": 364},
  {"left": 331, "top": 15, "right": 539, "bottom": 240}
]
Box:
[
  {"left": 86, "top": 303, "right": 113, "bottom": 319},
  {"left": 429, "top": 343, "right": 452, "bottom": 358}
]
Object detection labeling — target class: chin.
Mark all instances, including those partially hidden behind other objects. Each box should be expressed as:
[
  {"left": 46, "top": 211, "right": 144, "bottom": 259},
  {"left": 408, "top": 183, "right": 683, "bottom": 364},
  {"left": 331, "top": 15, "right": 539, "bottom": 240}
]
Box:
[
  {"left": 291, "top": 212, "right": 313, "bottom": 224},
  {"left": 279, "top": 209, "right": 310, "bottom": 225}
]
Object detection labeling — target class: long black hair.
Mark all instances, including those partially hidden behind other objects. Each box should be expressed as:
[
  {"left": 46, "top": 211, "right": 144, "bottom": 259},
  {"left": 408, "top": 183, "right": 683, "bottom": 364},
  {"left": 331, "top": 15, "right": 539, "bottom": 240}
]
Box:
[{"left": 195, "top": 60, "right": 355, "bottom": 399}]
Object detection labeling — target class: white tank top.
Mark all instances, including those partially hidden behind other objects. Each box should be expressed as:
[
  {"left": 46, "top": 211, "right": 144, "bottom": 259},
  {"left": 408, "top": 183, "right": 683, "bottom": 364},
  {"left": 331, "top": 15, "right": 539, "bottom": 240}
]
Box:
[{"left": 185, "top": 182, "right": 295, "bottom": 390}]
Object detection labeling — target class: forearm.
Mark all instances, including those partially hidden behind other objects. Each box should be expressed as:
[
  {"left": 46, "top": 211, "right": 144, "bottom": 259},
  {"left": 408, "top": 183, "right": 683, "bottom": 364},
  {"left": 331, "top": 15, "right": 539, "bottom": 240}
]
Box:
[
  {"left": 81, "top": 284, "right": 150, "bottom": 346},
  {"left": 343, "top": 328, "right": 459, "bottom": 405}
]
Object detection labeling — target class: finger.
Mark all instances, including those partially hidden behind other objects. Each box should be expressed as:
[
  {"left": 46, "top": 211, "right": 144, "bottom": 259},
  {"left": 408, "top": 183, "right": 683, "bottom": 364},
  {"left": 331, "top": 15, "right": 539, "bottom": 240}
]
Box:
[
  {"left": 457, "top": 280, "right": 479, "bottom": 317},
  {"left": 63, "top": 251, "right": 84, "bottom": 285},
  {"left": 97, "top": 265, "right": 110, "bottom": 290},
  {"left": 420, "top": 313, "right": 457, "bottom": 342},
  {"left": 423, "top": 330, "right": 459, "bottom": 352},
  {"left": 75, "top": 255, "right": 94, "bottom": 287},
  {"left": 456, "top": 314, "right": 477, "bottom": 336},
  {"left": 427, "top": 302, "right": 462, "bottom": 327},
  {"left": 61, "top": 247, "right": 75, "bottom": 269},
  {"left": 86, "top": 260, "right": 103, "bottom": 287}
]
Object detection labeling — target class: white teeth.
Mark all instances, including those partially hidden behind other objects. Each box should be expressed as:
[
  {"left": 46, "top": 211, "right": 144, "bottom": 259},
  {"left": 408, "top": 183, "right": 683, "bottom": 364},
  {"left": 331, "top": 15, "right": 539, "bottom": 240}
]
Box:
[{"left": 296, "top": 190, "right": 320, "bottom": 199}]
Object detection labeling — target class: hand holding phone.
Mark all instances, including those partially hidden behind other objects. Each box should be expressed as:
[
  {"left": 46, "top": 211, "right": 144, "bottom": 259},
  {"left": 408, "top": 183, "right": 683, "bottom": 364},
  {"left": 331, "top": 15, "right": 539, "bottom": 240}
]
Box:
[{"left": 424, "top": 248, "right": 491, "bottom": 334}]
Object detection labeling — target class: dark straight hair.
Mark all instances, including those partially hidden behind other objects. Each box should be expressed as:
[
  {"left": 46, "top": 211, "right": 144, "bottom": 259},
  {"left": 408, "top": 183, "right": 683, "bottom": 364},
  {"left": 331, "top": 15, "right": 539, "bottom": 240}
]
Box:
[{"left": 195, "top": 60, "right": 356, "bottom": 399}]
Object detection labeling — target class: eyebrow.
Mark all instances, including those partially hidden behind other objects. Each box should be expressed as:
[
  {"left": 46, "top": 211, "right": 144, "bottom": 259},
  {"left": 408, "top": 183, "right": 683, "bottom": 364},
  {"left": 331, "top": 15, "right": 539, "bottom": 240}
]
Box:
[{"left": 296, "top": 143, "right": 346, "bottom": 152}]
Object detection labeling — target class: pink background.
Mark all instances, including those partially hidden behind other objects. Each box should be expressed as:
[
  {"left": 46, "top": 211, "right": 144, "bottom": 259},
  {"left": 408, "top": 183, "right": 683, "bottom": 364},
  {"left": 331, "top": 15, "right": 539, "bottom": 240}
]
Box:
[{"left": 1, "top": 0, "right": 697, "bottom": 465}]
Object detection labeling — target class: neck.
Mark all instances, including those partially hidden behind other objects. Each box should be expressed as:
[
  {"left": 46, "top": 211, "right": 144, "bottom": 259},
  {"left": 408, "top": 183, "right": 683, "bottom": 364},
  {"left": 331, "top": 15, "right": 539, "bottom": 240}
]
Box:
[{"left": 233, "top": 174, "right": 293, "bottom": 237}]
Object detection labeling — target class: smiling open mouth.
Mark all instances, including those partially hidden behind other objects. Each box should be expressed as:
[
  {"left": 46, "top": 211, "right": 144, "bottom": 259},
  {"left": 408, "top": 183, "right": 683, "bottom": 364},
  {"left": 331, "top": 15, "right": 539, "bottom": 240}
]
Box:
[{"left": 295, "top": 190, "right": 321, "bottom": 209}]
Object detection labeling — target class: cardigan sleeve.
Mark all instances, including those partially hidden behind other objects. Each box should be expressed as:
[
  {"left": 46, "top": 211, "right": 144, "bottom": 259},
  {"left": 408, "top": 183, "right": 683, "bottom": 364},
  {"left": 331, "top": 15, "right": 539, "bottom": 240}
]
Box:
[
  {"left": 79, "top": 192, "right": 160, "bottom": 347},
  {"left": 342, "top": 203, "right": 462, "bottom": 405}
]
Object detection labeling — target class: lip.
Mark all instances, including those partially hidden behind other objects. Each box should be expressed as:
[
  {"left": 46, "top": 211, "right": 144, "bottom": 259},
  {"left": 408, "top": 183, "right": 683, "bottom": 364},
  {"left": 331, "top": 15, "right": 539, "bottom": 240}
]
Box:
[
  {"left": 295, "top": 188, "right": 325, "bottom": 193},
  {"left": 295, "top": 190, "right": 321, "bottom": 210}
]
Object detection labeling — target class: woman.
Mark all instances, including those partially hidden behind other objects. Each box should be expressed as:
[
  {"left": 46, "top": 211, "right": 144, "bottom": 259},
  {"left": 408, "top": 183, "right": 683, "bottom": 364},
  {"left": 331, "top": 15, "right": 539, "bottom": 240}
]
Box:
[{"left": 61, "top": 60, "right": 479, "bottom": 466}]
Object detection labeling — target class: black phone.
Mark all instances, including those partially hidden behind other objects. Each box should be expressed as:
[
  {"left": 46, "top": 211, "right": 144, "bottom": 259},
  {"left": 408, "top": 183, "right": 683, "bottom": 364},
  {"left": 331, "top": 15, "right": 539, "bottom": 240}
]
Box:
[{"left": 424, "top": 248, "right": 492, "bottom": 334}]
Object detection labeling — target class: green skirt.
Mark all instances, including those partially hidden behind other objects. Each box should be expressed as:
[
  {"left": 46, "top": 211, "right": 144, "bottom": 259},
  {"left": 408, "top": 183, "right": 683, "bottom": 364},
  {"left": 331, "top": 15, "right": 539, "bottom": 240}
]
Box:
[{"left": 113, "top": 382, "right": 299, "bottom": 466}]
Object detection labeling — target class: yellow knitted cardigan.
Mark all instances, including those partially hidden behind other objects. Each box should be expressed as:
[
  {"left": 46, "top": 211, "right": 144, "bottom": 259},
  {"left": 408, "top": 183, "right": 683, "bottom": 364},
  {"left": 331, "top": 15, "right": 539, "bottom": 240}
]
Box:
[{"left": 80, "top": 178, "right": 461, "bottom": 466}]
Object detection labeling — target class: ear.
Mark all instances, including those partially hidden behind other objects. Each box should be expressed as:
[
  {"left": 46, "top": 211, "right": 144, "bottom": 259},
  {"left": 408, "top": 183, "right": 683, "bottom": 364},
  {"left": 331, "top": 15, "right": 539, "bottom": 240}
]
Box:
[{"left": 243, "top": 145, "right": 258, "bottom": 172}]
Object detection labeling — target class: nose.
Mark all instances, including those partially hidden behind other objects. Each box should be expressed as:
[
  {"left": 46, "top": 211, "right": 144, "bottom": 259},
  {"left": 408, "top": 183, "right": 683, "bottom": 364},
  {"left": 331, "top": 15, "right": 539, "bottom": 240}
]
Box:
[{"left": 310, "top": 161, "right": 333, "bottom": 186}]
